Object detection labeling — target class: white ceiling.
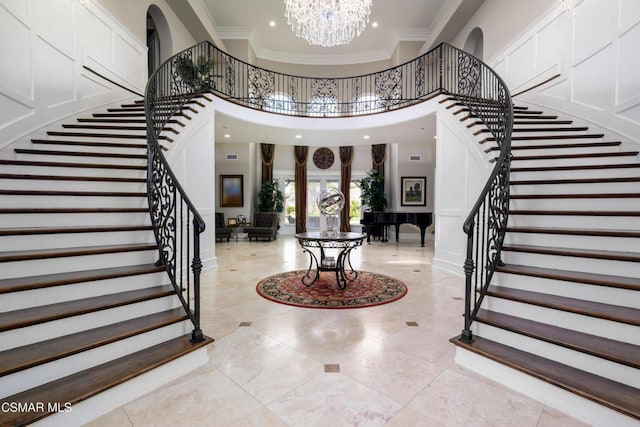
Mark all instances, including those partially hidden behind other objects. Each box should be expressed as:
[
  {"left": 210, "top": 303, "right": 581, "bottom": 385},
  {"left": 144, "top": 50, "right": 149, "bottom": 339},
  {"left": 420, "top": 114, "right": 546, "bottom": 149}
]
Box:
[{"left": 177, "top": 0, "right": 485, "bottom": 147}]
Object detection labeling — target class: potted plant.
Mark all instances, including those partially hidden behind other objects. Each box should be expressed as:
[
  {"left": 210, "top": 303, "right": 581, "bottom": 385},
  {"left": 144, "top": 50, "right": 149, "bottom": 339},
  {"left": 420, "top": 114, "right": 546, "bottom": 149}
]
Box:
[
  {"left": 360, "top": 170, "right": 387, "bottom": 212},
  {"left": 257, "top": 179, "right": 285, "bottom": 213},
  {"left": 174, "top": 54, "right": 217, "bottom": 93}
]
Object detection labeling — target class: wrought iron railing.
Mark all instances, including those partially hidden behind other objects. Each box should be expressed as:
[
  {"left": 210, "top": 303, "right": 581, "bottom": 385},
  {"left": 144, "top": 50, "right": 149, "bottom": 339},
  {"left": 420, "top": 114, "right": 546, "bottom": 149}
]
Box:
[{"left": 145, "top": 40, "right": 512, "bottom": 343}]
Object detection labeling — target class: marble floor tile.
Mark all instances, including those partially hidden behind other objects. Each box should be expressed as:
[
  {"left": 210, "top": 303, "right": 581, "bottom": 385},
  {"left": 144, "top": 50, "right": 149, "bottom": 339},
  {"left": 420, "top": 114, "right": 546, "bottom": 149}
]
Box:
[{"left": 88, "top": 236, "right": 586, "bottom": 427}]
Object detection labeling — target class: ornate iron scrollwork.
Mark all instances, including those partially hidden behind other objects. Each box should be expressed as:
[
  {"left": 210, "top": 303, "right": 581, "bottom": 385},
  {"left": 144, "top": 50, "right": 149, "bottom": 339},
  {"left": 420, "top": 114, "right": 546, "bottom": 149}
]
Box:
[
  {"left": 248, "top": 66, "right": 275, "bottom": 108},
  {"left": 375, "top": 68, "right": 402, "bottom": 107},
  {"left": 457, "top": 51, "right": 481, "bottom": 98},
  {"left": 416, "top": 57, "right": 425, "bottom": 97}
]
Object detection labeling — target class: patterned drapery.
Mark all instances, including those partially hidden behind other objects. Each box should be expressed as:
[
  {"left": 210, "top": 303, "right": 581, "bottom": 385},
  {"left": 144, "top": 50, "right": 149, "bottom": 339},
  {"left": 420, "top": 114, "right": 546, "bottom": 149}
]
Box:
[
  {"left": 339, "top": 146, "right": 353, "bottom": 232},
  {"left": 371, "top": 144, "right": 386, "bottom": 176},
  {"left": 294, "top": 146, "right": 308, "bottom": 233},
  {"left": 260, "top": 143, "right": 275, "bottom": 184}
]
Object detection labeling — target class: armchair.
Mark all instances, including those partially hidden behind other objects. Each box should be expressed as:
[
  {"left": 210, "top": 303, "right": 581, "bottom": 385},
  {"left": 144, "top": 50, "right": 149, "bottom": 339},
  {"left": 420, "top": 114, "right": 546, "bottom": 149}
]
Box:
[
  {"left": 215, "top": 212, "right": 233, "bottom": 242},
  {"left": 246, "top": 212, "right": 278, "bottom": 241}
]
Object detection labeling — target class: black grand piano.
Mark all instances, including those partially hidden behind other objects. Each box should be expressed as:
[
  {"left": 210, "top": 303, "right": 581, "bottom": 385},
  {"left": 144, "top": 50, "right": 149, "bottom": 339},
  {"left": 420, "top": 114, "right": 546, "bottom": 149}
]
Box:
[{"left": 360, "top": 211, "right": 433, "bottom": 247}]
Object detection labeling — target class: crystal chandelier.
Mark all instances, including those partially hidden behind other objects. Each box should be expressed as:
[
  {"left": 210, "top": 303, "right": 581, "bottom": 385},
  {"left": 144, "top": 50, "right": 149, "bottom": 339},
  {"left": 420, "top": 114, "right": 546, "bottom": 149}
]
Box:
[{"left": 284, "top": 0, "right": 373, "bottom": 47}]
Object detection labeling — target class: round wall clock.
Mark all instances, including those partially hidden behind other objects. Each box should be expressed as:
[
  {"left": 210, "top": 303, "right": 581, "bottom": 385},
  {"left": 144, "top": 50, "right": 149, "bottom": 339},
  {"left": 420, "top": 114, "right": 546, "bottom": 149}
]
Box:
[{"left": 312, "top": 147, "right": 335, "bottom": 169}]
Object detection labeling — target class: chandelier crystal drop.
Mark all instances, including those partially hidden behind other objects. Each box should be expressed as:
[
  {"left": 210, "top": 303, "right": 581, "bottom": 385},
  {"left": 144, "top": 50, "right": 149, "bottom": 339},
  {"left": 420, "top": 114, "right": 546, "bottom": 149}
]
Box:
[{"left": 284, "top": 0, "right": 373, "bottom": 47}]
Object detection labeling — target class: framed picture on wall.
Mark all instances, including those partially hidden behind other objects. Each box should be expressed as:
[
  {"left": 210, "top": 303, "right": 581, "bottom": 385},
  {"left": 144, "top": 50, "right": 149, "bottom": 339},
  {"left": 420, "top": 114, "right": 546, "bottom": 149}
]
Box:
[
  {"left": 220, "top": 175, "right": 244, "bottom": 207},
  {"left": 401, "top": 176, "right": 426, "bottom": 206}
]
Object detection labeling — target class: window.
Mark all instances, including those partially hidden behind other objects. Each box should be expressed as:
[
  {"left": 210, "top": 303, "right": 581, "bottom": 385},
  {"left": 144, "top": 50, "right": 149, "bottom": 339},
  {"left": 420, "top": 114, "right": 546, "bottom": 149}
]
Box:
[
  {"left": 349, "top": 180, "right": 362, "bottom": 225},
  {"left": 351, "top": 94, "right": 384, "bottom": 115},
  {"left": 264, "top": 93, "right": 297, "bottom": 114},
  {"left": 307, "top": 96, "right": 340, "bottom": 117},
  {"left": 307, "top": 178, "right": 339, "bottom": 230},
  {"left": 283, "top": 179, "right": 296, "bottom": 225}
]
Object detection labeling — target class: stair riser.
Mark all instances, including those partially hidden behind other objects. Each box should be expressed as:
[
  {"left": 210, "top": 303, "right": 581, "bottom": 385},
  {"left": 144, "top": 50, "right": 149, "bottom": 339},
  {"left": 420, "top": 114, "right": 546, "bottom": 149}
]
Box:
[
  {"left": 0, "top": 271, "right": 168, "bottom": 312},
  {"left": 0, "top": 178, "right": 147, "bottom": 193},
  {"left": 0, "top": 212, "right": 151, "bottom": 228},
  {"left": 508, "top": 146, "right": 621, "bottom": 157},
  {"left": 0, "top": 194, "right": 148, "bottom": 208},
  {"left": 0, "top": 164, "right": 146, "bottom": 179},
  {"left": 472, "top": 323, "right": 640, "bottom": 389},
  {"left": 493, "top": 272, "right": 639, "bottom": 308},
  {"left": 504, "top": 232, "right": 639, "bottom": 253},
  {"left": 0, "top": 320, "right": 191, "bottom": 399},
  {"left": 481, "top": 296, "right": 640, "bottom": 345},
  {"left": 508, "top": 197, "right": 640, "bottom": 211},
  {"left": 1, "top": 228, "right": 155, "bottom": 250},
  {"left": 508, "top": 215, "right": 640, "bottom": 230},
  {"left": 501, "top": 251, "right": 640, "bottom": 282},
  {"left": 45, "top": 131, "right": 147, "bottom": 140},
  {"left": 15, "top": 151, "right": 146, "bottom": 166},
  {"left": 510, "top": 182, "right": 640, "bottom": 194},
  {"left": 510, "top": 156, "right": 638, "bottom": 167},
  {"left": 0, "top": 249, "right": 158, "bottom": 279},
  {"left": 0, "top": 296, "right": 181, "bottom": 352},
  {"left": 31, "top": 143, "right": 147, "bottom": 155},
  {"left": 510, "top": 168, "right": 640, "bottom": 181}
]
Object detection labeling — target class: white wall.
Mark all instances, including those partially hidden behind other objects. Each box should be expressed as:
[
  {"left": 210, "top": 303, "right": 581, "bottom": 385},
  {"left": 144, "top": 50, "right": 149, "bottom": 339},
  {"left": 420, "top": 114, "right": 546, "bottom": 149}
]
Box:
[
  {"left": 433, "top": 108, "right": 490, "bottom": 276},
  {"left": 215, "top": 141, "right": 256, "bottom": 218},
  {"left": 489, "top": 0, "right": 640, "bottom": 146}
]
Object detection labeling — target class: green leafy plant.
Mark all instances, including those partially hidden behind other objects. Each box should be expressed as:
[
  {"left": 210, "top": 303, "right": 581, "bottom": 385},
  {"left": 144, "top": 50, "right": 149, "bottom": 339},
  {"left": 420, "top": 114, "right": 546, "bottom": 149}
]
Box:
[
  {"left": 360, "top": 170, "right": 387, "bottom": 212},
  {"left": 174, "top": 54, "right": 217, "bottom": 92},
  {"left": 257, "top": 180, "right": 285, "bottom": 213}
]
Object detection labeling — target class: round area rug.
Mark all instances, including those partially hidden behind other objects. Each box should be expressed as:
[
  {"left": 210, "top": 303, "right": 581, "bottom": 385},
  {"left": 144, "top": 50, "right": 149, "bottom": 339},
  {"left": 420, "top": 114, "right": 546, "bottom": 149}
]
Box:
[{"left": 256, "top": 270, "right": 407, "bottom": 309}]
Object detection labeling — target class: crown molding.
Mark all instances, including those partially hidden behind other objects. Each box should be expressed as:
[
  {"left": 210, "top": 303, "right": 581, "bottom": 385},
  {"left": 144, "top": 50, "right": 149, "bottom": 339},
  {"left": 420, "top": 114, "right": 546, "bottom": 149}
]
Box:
[
  {"left": 216, "top": 26, "right": 252, "bottom": 39},
  {"left": 254, "top": 47, "right": 393, "bottom": 65},
  {"left": 394, "top": 28, "right": 432, "bottom": 41}
]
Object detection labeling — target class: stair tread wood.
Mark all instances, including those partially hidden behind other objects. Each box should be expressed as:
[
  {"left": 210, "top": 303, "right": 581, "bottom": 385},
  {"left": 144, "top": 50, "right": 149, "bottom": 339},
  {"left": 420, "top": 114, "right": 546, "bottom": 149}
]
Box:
[
  {"left": 482, "top": 133, "right": 605, "bottom": 143},
  {"left": 0, "top": 308, "right": 188, "bottom": 377},
  {"left": 15, "top": 148, "right": 147, "bottom": 159},
  {"left": 510, "top": 176, "right": 640, "bottom": 185},
  {"left": 509, "top": 209, "right": 640, "bottom": 216},
  {"left": 0, "top": 263, "right": 164, "bottom": 294},
  {"left": 506, "top": 226, "right": 640, "bottom": 238},
  {"left": 496, "top": 264, "right": 640, "bottom": 291},
  {"left": 0, "top": 159, "right": 146, "bottom": 170},
  {"left": 511, "top": 163, "right": 640, "bottom": 172},
  {"left": 450, "top": 335, "right": 640, "bottom": 420},
  {"left": 510, "top": 193, "right": 640, "bottom": 199},
  {"left": 31, "top": 138, "right": 147, "bottom": 149},
  {"left": 0, "top": 189, "right": 146, "bottom": 197},
  {"left": 0, "top": 172, "right": 145, "bottom": 183},
  {"left": 502, "top": 243, "right": 640, "bottom": 263},
  {"left": 0, "top": 242, "right": 157, "bottom": 263},
  {"left": 0, "top": 224, "right": 152, "bottom": 236},
  {"left": 0, "top": 333, "right": 213, "bottom": 426},
  {"left": 0, "top": 207, "right": 148, "bottom": 214},
  {"left": 476, "top": 126, "right": 588, "bottom": 134},
  {"left": 476, "top": 309, "right": 640, "bottom": 368},
  {"left": 508, "top": 151, "right": 639, "bottom": 161},
  {"left": 486, "top": 141, "right": 620, "bottom": 153},
  {"left": 0, "top": 285, "right": 176, "bottom": 332}
]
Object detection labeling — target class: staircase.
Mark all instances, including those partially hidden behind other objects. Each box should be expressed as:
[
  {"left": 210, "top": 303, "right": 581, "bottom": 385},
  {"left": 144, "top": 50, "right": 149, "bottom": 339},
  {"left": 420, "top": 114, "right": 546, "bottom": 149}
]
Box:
[
  {"left": 0, "top": 98, "right": 213, "bottom": 425},
  {"left": 448, "top": 101, "right": 640, "bottom": 423}
]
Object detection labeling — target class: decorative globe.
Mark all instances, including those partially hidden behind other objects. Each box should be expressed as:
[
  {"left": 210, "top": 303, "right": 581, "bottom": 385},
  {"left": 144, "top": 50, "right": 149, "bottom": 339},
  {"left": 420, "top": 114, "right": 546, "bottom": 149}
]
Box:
[{"left": 317, "top": 188, "right": 345, "bottom": 217}]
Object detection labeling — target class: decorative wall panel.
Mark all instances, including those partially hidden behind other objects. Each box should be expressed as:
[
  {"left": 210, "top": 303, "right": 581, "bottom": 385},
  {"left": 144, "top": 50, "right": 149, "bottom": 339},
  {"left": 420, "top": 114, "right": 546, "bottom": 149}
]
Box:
[
  {"left": 572, "top": 45, "right": 613, "bottom": 111},
  {"left": 616, "top": 23, "right": 640, "bottom": 106},
  {"left": 34, "top": 37, "right": 75, "bottom": 108},
  {"left": 31, "top": 0, "right": 73, "bottom": 56},
  {"left": 507, "top": 38, "right": 536, "bottom": 89},
  {"left": 0, "top": 5, "right": 31, "bottom": 99},
  {"left": 574, "top": 0, "right": 615, "bottom": 64}
]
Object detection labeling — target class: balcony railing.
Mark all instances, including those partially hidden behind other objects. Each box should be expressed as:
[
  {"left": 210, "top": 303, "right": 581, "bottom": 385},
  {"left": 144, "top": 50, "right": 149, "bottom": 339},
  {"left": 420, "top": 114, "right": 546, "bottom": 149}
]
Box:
[{"left": 145, "top": 40, "right": 512, "bottom": 343}]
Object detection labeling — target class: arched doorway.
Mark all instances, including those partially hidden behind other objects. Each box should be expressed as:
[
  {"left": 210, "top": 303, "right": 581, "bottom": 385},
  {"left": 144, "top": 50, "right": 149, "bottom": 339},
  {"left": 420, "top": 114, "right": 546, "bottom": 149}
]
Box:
[
  {"left": 146, "top": 5, "right": 172, "bottom": 76},
  {"left": 463, "top": 27, "right": 484, "bottom": 60}
]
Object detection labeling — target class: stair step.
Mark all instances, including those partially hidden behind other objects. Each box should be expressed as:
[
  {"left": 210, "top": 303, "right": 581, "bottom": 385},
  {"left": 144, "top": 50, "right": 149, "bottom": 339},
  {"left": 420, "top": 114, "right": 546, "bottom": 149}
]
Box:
[
  {"left": 483, "top": 133, "right": 605, "bottom": 143},
  {"left": 0, "top": 264, "right": 164, "bottom": 294},
  {"left": 0, "top": 242, "right": 157, "bottom": 263},
  {"left": 486, "top": 285, "right": 640, "bottom": 325},
  {"left": 509, "top": 210, "right": 640, "bottom": 216},
  {"left": 0, "top": 173, "right": 145, "bottom": 183},
  {"left": 502, "top": 244, "right": 640, "bottom": 263},
  {"left": 476, "top": 310, "right": 640, "bottom": 368},
  {"left": 92, "top": 112, "right": 146, "bottom": 118},
  {"left": 0, "top": 285, "right": 175, "bottom": 332},
  {"left": 0, "top": 308, "right": 187, "bottom": 377},
  {"left": 0, "top": 225, "right": 152, "bottom": 236},
  {"left": 77, "top": 118, "right": 185, "bottom": 127},
  {"left": 495, "top": 264, "right": 640, "bottom": 291},
  {"left": 15, "top": 148, "right": 147, "bottom": 160},
  {"left": 62, "top": 124, "right": 146, "bottom": 131},
  {"left": 486, "top": 141, "right": 621, "bottom": 153},
  {"left": 506, "top": 226, "right": 640, "bottom": 238},
  {"left": 476, "top": 126, "right": 588, "bottom": 135},
  {"left": 46, "top": 131, "right": 173, "bottom": 142},
  {"left": 0, "top": 159, "right": 146, "bottom": 171},
  {"left": 0, "top": 189, "right": 146, "bottom": 197},
  {"left": 511, "top": 162, "right": 640, "bottom": 173},
  {"left": 0, "top": 333, "right": 213, "bottom": 426},
  {"left": 511, "top": 177, "right": 640, "bottom": 185},
  {"left": 450, "top": 335, "right": 640, "bottom": 420},
  {"left": 31, "top": 139, "right": 147, "bottom": 150},
  {"left": 510, "top": 193, "right": 640, "bottom": 199},
  {"left": 501, "top": 151, "right": 640, "bottom": 163}
]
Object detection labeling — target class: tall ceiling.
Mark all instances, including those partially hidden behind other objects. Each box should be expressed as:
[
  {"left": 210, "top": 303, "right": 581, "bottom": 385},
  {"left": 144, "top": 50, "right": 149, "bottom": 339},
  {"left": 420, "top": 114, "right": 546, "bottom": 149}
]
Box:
[{"left": 169, "top": 0, "right": 485, "bottom": 147}]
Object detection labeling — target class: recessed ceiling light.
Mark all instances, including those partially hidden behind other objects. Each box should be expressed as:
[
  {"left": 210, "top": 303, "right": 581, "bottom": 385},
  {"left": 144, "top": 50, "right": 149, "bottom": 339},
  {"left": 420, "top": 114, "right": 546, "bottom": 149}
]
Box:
[
  {"left": 224, "top": 134, "right": 231, "bottom": 138},
  {"left": 363, "top": 135, "right": 370, "bottom": 139},
  {"left": 295, "top": 134, "right": 302, "bottom": 139},
  {"left": 371, "top": 22, "right": 378, "bottom": 28},
  {"left": 269, "top": 21, "right": 276, "bottom": 27}
]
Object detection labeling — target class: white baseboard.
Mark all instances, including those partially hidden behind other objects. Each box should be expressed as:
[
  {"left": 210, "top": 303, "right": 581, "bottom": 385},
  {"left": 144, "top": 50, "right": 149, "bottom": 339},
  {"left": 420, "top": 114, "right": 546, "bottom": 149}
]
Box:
[{"left": 432, "top": 257, "right": 464, "bottom": 277}]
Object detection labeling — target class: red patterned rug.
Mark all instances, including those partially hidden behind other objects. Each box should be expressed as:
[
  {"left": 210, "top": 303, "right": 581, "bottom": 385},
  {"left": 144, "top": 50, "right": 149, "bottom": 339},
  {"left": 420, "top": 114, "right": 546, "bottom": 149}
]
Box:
[{"left": 256, "top": 270, "right": 407, "bottom": 309}]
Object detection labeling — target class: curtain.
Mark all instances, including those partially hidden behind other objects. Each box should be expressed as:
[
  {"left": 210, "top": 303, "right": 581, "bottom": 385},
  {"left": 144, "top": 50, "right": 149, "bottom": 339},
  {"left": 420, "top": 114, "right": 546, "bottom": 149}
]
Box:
[
  {"left": 294, "top": 146, "right": 308, "bottom": 233},
  {"left": 371, "top": 144, "right": 386, "bottom": 177},
  {"left": 260, "top": 143, "right": 275, "bottom": 184},
  {"left": 339, "top": 146, "right": 353, "bottom": 232}
]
